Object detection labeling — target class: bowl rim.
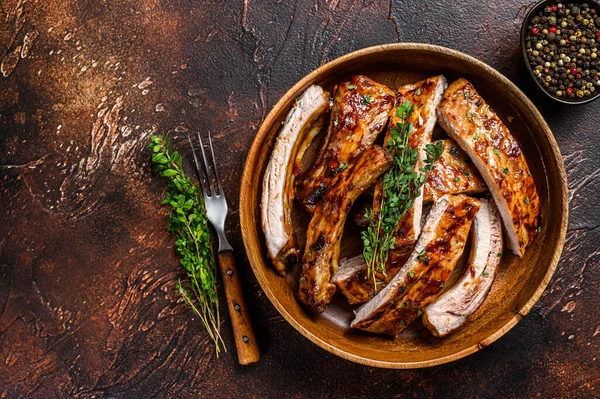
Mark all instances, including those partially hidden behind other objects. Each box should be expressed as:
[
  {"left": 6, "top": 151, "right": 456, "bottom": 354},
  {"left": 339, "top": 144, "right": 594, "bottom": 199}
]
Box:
[
  {"left": 239, "top": 42, "right": 569, "bottom": 368},
  {"left": 520, "top": 0, "right": 600, "bottom": 105}
]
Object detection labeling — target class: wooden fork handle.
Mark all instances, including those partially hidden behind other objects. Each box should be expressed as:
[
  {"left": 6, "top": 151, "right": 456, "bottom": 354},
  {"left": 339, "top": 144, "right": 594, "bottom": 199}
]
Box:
[{"left": 217, "top": 250, "right": 260, "bottom": 365}]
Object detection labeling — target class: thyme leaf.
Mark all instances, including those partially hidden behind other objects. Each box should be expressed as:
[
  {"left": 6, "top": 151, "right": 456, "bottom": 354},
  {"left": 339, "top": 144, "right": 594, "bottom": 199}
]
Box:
[{"left": 361, "top": 100, "right": 444, "bottom": 286}]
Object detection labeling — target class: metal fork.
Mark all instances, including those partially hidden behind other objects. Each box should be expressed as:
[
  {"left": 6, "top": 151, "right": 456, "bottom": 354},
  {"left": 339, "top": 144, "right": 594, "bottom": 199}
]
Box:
[{"left": 188, "top": 132, "right": 260, "bottom": 365}]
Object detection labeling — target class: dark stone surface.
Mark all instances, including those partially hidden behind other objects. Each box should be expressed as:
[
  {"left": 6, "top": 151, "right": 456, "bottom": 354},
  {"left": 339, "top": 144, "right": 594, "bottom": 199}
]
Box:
[{"left": 0, "top": 0, "right": 598, "bottom": 398}]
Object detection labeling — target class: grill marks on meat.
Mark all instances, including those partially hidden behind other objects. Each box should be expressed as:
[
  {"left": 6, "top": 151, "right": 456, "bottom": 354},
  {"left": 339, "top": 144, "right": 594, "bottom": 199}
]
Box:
[
  {"left": 423, "top": 139, "right": 487, "bottom": 201},
  {"left": 423, "top": 198, "right": 503, "bottom": 337},
  {"left": 436, "top": 78, "right": 540, "bottom": 256},
  {"left": 297, "top": 146, "right": 392, "bottom": 313},
  {"left": 351, "top": 195, "right": 480, "bottom": 335},
  {"left": 261, "top": 85, "right": 331, "bottom": 275},
  {"left": 295, "top": 76, "right": 394, "bottom": 213},
  {"left": 372, "top": 75, "right": 448, "bottom": 249}
]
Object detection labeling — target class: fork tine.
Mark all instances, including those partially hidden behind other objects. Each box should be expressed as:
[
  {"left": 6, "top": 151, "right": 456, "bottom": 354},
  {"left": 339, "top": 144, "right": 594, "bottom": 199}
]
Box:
[
  {"left": 207, "top": 132, "right": 222, "bottom": 196},
  {"left": 197, "top": 132, "right": 216, "bottom": 197},
  {"left": 188, "top": 134, "right": 209, "bottom": 198}
]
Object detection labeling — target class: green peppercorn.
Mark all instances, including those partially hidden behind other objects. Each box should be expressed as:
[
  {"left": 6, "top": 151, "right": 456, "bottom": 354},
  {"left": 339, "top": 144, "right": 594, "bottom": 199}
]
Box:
[
  {"left": 561, "top": 21, "right": 568, "bottom": 28},
  {"left": 536, "top": 43, "right": 543, "bottom": 50},
  {"left": 560, "top": 39, "right": 567, "bottom": 46}
]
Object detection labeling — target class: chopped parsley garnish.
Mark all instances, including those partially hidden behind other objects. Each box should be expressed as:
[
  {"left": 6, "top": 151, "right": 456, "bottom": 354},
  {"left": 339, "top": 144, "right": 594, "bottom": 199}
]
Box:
[
  {"left": 417, "top": 250, "right": 430, "bottom": 264},
  {"left": 464, "top": 91, "right": 471, "bottom": 99},
  {"left": 497, "top": 252, "right": 503, "bottom": 257},
  {"left": 503, "top": 168, "right": 509, "bottom": 174},
  {"left": 472, "top": 133, "right": 479, "bottom": 140},
  {"left": 362, "top": 94, "right": 371, "bottom": 104},
  {"left": 409, "top": 271, "right": 415, "bottom": 278},
  {"left": 494, "top": 148, "right": 500, "bottom": 155},
  {"left": 402, "top": 301, "right": 409, "bottom": 307},
  {"left": 450, "top": 147, "right": 459, "bottom": 157},
  {"left": 482, "top": 271, "right": 489, "bottom": 276},
  {"left": 525, "top": 197, "right": 530, "bottom": 204},
  {"left": 466, "top": 112, "right": 473, "bottom": 119},
  {"left": 439, "top": 282, "right": 445, "bottom": 289},
  {"left": 417, "top": 309, "right": 423, "bottom": 316},
  {"left": 348, "top": 84, "right": 356, "bottom": 89},
  {"left": 415, "top": 88, "right": 421, "bottom": 95},
  {"left": 463, "top": 171, "right": 471, "bottom": 177},
  {"left": 334, "top": 162, "right": 348, "bottom": 175},
  {"left": 454, "top": 177, "right": 461, "bottom": 182}
]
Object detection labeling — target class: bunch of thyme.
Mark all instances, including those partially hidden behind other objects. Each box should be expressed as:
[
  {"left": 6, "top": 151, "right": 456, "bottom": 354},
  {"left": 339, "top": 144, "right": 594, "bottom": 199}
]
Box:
[
  {"left": 149, "top": 134, "right": 225, "bottom": 355},
  {"left": 362, "top": 100, "right": 444, "bottom": 286}
]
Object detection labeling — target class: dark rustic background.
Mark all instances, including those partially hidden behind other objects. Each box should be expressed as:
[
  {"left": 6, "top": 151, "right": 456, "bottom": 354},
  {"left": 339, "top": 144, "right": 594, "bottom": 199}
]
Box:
[{"left": 1, "top": 0, "right": 598, "bottom": 398}]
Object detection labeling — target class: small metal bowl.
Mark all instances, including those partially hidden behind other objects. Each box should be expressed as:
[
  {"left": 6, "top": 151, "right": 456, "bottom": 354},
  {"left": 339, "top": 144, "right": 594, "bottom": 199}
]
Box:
[{"left": 521, "top": 0, "right": 600, "bottom": 105}]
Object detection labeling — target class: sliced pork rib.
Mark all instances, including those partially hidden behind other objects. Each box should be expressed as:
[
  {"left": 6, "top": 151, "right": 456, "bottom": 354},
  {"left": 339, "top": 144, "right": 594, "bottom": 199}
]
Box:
[
  {"left": 423, "top": 139, "right": 487, "bottom": 201},
  {"left": 331, "top": 246, "right": 412, "bottom": 305},
  {"left": 261, "top": 85, "right": 331, "bottom": 275},
  {"left": 295, "top": 75, "right": 394, "bottom": 213},
  {"left": 351, "top": 195, "right": 480, "bottom": 336},
  {"left": 437, "top": 78, "right": 540, "bottom": 256},
  {"left": 297, "top": 146, "right": 392, "bottom": 313},
  {"left": 423, "top": 198, "right": 503, "bottom": 337},
  {"left": 372, "top": 75, "right": 447, "bottom": 249}
]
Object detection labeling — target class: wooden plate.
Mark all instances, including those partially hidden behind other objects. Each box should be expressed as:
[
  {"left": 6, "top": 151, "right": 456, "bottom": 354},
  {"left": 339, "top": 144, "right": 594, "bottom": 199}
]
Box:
[{"left": 239, "top": 43, "right": 568, "bottom": 368}]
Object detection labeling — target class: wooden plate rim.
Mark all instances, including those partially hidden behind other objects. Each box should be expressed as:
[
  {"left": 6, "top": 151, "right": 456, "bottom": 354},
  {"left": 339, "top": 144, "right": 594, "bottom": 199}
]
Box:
[{"left": 239, "top": 43, "right": 569, "bottom": 368}]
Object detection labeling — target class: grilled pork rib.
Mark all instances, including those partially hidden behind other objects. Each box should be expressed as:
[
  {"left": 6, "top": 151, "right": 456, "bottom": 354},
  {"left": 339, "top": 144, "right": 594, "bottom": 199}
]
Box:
[
  {"left": 423, "top": 139, "right": 487, "bottom": 200},
  {"left": 297, "top": 146, "right": 392, "bottom": 313},
  {"left": 372, "top": 75, "right": 448, "bottom": 249},
  {"left": 351, "top": 195, "right": 480, "bottom": 335},
  {"left": 423, "top": 198, "right": 503, "bottom": 337},
  {"left": 295, "top": 76, "right": 394, "bottom": 213},
  {"left": 333, "top": 203, "right": 432, "bottom": 305},
  {"left": 261, "top": 85, "right": 331, "bottom": 275},
  {"left": 437, "top": 78, "right": 540, "bottom": 256},
  {"left": 331, "top": 246, "right": 413, "bottom": 305}
]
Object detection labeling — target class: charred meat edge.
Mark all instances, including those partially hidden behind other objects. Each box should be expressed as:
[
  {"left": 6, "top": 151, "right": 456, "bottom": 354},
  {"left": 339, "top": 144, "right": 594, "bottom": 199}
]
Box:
[
  {"left": 436, "top": 78, "right": 540, "bottom": 256},
  {"left": 295, "top": 75, "right": 394, "bottom": 213},
  {"left": 297, "top": 146, "right": 392, "bottom": 313},
  {"left": 423, "top": 198, "right": 503, "bottom": 337},
  {"left": 261, "top": 85, "right": 331, "bottom": 275},
  {"left": 351, "top": 195, "right": 480, "bottom": 335},
  {"left": 372, "top": 75, "right": 448, "bottom": 249}
]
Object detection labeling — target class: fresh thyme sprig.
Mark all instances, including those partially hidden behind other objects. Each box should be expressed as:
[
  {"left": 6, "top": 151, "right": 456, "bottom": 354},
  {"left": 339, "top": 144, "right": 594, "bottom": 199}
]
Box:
[
  {"left": 149, "top": 134, "right": 225, "bottom": 355},
  {"left": 361, "top": 100, "right": 444, "bottom": 286}
]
